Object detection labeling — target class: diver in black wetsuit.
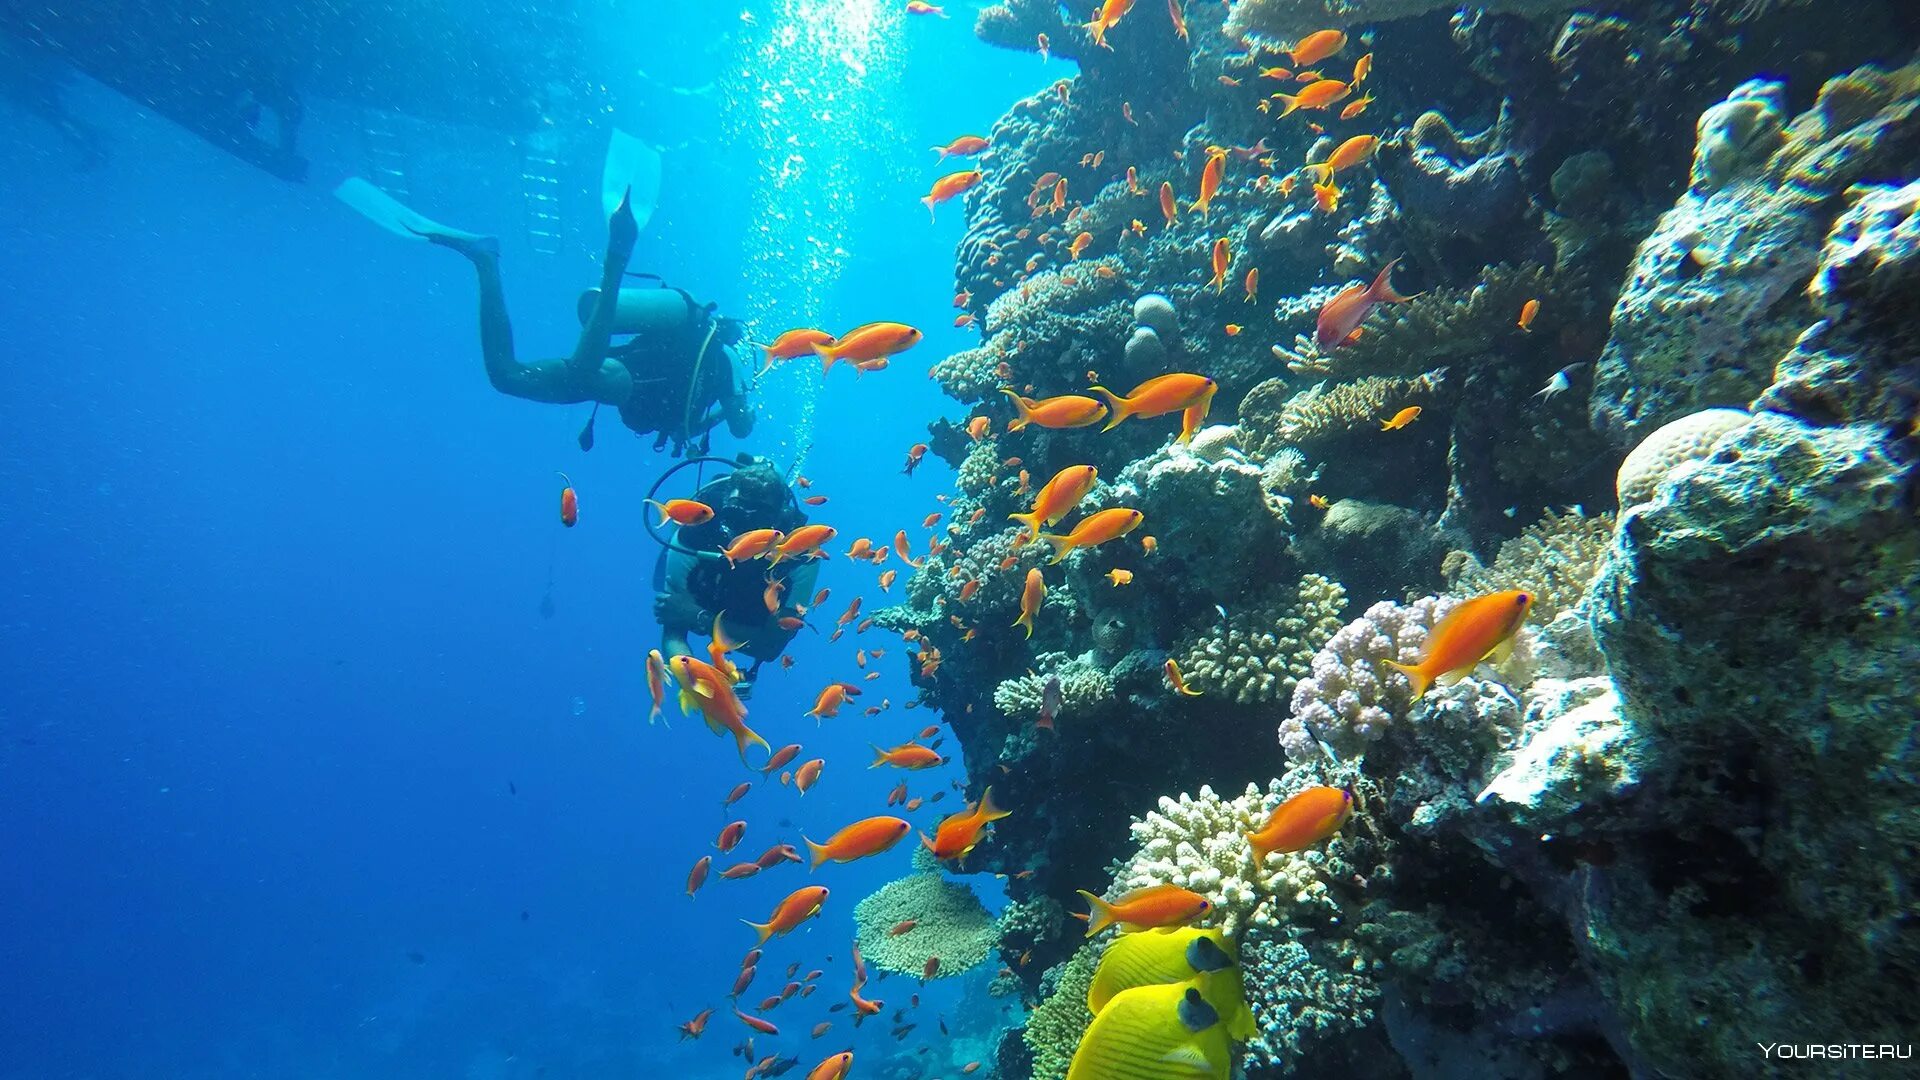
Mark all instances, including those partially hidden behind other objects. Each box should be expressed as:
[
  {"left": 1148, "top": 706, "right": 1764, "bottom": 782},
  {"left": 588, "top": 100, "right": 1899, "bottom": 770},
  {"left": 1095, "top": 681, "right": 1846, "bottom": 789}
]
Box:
[
  {"left": 422, "top": 194, "right": 756, "bottom": 456},
  {"left": 652, "top": 457, "right": 818, "bottom": 693}
]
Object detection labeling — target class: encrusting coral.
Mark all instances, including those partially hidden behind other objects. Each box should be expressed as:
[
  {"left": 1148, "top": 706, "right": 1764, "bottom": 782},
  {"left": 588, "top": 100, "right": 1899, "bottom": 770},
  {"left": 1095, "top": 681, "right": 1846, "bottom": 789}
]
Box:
[
  {"left": 853, "top": 854, "right": 998, "bottom": 979},
  {"left": 1177, "top": 574, "right": 1348, "bottom": 704}
]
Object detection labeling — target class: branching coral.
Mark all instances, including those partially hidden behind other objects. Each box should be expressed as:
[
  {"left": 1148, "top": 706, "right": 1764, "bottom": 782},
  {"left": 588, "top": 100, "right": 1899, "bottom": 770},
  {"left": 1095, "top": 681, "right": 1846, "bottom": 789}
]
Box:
[
  {"left": 1238, "top": 925, "right": 1380, "bottom": 1072},
  {"left": 1110, "top": 781, "right": 1340, "bottom": 939},
  {"left": 1443, "top": 508, "right": 1616, "bottom": 622},
  {"left": 1262, "top": 370, "right": 1450, "bottom": 446},
  {"left": 853, "top": 867, "right": 998, "bottom": 979},
  {"left": 1274, "top": 264, "right": 1551, "bottom": 378},
  {"left": 1021, "top": 943, "right": 1101, "bottom": 1080},
  {"left": 1178, "top": 574, "right": 1348, "bottom": 705},
  {"left": 993, "top": 652, "right": 1114, "bottom": 721},
  {"left": 1280, "top": 596, "right": 1454, "bottom": 761}
]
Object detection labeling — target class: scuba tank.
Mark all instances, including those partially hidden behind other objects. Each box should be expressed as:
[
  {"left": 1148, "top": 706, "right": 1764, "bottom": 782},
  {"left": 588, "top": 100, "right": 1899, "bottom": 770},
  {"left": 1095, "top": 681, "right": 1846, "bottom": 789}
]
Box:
[{"left": 577, "top": 280, "right": 704, "bottom": 337}]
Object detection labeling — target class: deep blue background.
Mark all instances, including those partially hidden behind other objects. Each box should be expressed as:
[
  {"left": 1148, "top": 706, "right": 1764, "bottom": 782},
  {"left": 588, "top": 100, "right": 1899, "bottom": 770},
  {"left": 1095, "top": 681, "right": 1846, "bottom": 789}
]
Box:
[{"left": 0, "top": 3, "right": 1036, "bottom": 1075}]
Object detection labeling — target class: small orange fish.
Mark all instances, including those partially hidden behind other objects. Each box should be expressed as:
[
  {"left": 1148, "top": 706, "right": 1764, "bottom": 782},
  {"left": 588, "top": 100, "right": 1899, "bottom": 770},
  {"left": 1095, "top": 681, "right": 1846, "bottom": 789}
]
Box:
[
  {"left": 1069, "top": 231, "right": 1093, "bottom": 260},
  {"left": 716, "top": 820, "right": 748, "bottom": 853},
  {"left": 1259, "top": 66, "right": 1293, "bottom": 80},
  {"left": 1273, "top": 78, "right": 1351, "bottom": 117},
  {"left": 1217, "top": 75, "right": 1241, "bottom": 87},
  {"left": 1244, "top": 267, "right": 1259, "bottom": 302},
  {"left": 1294, "top": 69, "right": 1324, "bottom": 82},
  {"left": 1312, "top": 178, "right": 1340, "bottom": 215},
  {"left": 906, "top": 0, "right": 946, "bottom": 14},
  {"left": 953, "top": 289, "right": 972, "bottom": 307},
  {"left": 1049, "top": 177, "right": 1067, "bottom": 213},
  {"left": 1158, "top": 181, "right": 1177, "bottom": 226},
  {"left": 954, "top": 312, "right": 976, "bottom": 329},
  {"left": 1351, "top": 52, "right": 1373, "bottom": 84},
  {"left": 763, "top": 577, "right": 785, "bottom": 614},
  {"left": 1338, "top": 92, "right": 1374, "bottom": 120},
  {"left": 1316, "top": 258, "right": 1414, "bottom": 349},
  {"left": 1208, "top": 236, "right": 1230, "bottom": 293},
  {"left": 1075, "top": 883, "right": 1211, "bottom": 936},
  {"left": 1247, "top": 785, "right": 1354, "bottom": 861},
  {"left": 1107, "top": 568, "right": 1133, "bottom": 586},
  {"left": 803, "top": 816, "right": 911, "bottom": 868},
  {"left": 1192, "top": 150, "right": 1225, "bottom": 219},
  {"left": 878, "top": 569, "right": 897, "bottom": 592},
  {"left": 1308, "top": 493, "right": 1331, "bottom": 510},
  {"left": 807, "top": 1051, "right": 854, "bottom": 1080},
  {"left": 921, "top": 170, "right": 984, "bottom": 221},
  {"left": 1089, "top": 372, "right": 1217, "bottom": 443},
  {"left": 931, "top": 135, "right": 990, "bottom": 161},
  {"left": 763, "top": 328, "right": 837, "bottom": 369},
  {"left": 959, "top": 579, "right": 981, "bottom": 602},
  {"left": 1518, "top": 298, "right": 1541, "bottom": 331},
  {"left": 557, "top": 472, "right": 578, "bottom": 527},
  {"left": 1386, "top": 590, "right": 1534, "bottom": 697},
  {"left": 1011, "top": 567, "right": 1047, "bottom": 636},
  {"left": 871, "top": 742, "right": 944, "bottom": 770},
  {"left": 803, "top": 494, "right": 829, "bottom": 506},
  {"left": 744, "top": 885, "right": 829, "bottom": 945},
  {"left": 807, "top": 683, "right": 853, "bottom": 722},
  {"left": 1164, "top": 656, "right": 1202, "bottom": 696},
  {"left": 1123, "top": 101, "right": 1138, "bottom": 125},
  {"left": 1141, "top": 535, "right": 1157, "bottom": 554},
  {"left": 772, "top": 524, "right": 837, "bottom": 564},
  {"left": 1306, "top": 134, "right": 1379, "bottom": 184},
  {"left": 646, "top": 649, "right": 670, "bottom": 725},
  {"left": 1036, "top": 507, "right": 1144, "bottom": 564},
  {"left": 1224, "top": 324, "right": 1242, "bottom": 336},
  {"left": 1001, "top": 389, "right": 1108, "bottom": 431},
  {"left": 814, "top": 322, "right": 922, "bottom": 373},
  {"left": 1287, "top": 29, "right": 1348, "bottom": 67},
  {"left": 921, "top": 787, "right": 1013, "bottom": 866},
  {"left": 1380, "top": 405, "right": 1422, "bottom": 430},
  {"left": 794, "top": 757, "right": 825, "bottom": 795}
]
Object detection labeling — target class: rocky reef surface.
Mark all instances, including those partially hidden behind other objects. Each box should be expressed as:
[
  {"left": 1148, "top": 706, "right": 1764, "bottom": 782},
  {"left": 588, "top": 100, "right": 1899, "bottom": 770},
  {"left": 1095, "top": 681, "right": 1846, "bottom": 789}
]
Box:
[{"left": 888, "top": 2, "right": 1920, "bottom": 1077}]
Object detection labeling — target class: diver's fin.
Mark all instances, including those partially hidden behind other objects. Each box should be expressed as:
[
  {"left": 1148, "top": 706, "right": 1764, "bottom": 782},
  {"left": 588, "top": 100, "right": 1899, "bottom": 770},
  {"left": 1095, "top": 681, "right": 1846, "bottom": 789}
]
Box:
[
  {"left": 578, "top": 402, "right": 599, "bottom": 451},
  {"left": 334, "top": 178, "right": 496, "bottom": 256},
  {"left": 602, "top": 128, "right": 662, "bottom": 233}
]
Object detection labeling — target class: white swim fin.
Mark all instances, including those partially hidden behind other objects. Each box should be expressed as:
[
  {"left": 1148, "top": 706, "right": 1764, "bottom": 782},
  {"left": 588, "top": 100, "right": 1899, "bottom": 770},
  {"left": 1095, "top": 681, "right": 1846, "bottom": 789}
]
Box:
[
  {"left": 601, "top": 128, "right": 662, "bottom": 233},
  {"left": 334, "top": 177, "right": 446, "bottom": 242}
]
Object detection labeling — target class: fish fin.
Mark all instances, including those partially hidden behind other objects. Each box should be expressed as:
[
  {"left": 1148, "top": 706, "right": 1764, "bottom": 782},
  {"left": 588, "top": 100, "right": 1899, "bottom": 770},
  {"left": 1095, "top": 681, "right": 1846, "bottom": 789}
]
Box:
[
  {"left": 869, "top": 744, "right": 889, "bottom": 768},
  {"left": 1086, "top": 385, "right": 1129, "bottom": 431},
  {"left": 645, "top": 499, "right": 670, "bottom": 526},
  {"left": 741, "top": 918, "right": 774, "bottom": 946},
  {"left": 811, "top": 340, "right": 839, "bottom": 374},
  {"left": 1370, "top": 257, "right": 1416, "bottom": 304},
  {"left": 1075, "top": 890, "right": 1116, "bottom": 937},
  {"left": 1383, "top": 658, "right": 1431, "bottom": 699},
  {"left": 1007, "top": 509, "right": 1041, "bottom": 538},
  {"left": 998, "top": 387, "right": 1033, "bottom": 432},
  {"left": 1036, "top": 532, "right": 1074, "bottom": 566},
  {"left": 1245, "top": 830, "right": 1272, "bottom": 865},
  {"left": 735, "top": 724, "right": 771, "bottom": 766},
  {"left": 1157, "top": 1045, "right": 1215, "bottom": 1076},
  {"left": 1484, "top": 635, "right": 1517, "bottom": 665},
  {"left": 1012, "top": 609, "right": 1035, "bottom": 637},
  {"left": 692, "top": 680, "right": 716, "bottom": 699},
  {"left": 977, "top": 786, "right": 1012, "bottom": 823},
  {"left": 1276, "top": 94, "right": 1300, "bottom": 117},
  {"left": 804, "top": 836, "right": 831, "bottom": 870}
]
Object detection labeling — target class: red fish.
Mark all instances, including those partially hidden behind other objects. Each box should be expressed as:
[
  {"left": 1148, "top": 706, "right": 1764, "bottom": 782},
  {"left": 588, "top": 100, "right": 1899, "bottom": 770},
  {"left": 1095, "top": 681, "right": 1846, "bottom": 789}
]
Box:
[
  {"left": 687, "top": 855, "right": 712, "bottom": 898},
  {"left": 1315, "top": 258, "right": 1415, "bottom": 349},
  {"left": 734, "top": 1007, "right": 780, "bottom": 1036}
]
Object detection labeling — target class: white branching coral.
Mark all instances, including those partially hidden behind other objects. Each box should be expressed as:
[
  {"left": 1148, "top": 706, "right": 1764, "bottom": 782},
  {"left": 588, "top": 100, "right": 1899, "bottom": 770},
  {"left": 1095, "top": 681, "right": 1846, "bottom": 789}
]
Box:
[
  {"left": 1111, "top": 781, "right": 1339, "bottom": 939},
  {"left": 994, "top": 652, "right": 1113, "bottom": 720}
]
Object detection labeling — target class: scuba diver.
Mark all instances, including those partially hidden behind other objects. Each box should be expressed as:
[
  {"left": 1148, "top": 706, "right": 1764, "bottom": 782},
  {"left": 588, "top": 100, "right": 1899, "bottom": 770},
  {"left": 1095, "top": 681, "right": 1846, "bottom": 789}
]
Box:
[
  {"left": 335, "top": 130, "right": 753, "bottom": 455},
  {"left": 650, "top": 455, "right": 818, "bottom": 693}
]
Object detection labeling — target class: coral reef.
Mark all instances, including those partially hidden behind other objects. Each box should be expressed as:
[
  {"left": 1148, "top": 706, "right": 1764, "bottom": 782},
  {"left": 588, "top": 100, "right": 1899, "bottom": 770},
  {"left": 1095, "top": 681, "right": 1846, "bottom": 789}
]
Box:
[
  {"left": 853, "top": 863, "right": 999, "bottom": 979},
  {"left": 1443, "top": 508, "right": 1616, "bottom": 622},
  {"left": 1177, "top": 574, "right": 1348, "bottom": 705},
  {"left": 1613, "top": 407, "right": 1751, "bottom": 511},
  {"left": 1591, "top": 59, "right": 1920, "bottom": 445},
  {"left": 1259, "top": 370, "right": 1449, "bottom": 447},
  {"left": 1224, "top": 0, "right": 1582, "bottom": 40},
  {"left": 992, "top": 653, "right": 1113, "bottom": 724},
  {"left": 1020, "top": 943, "right": 1100, "bottom": 1080},
  {"left": 1379, "top": 104, "right": 1528, "bottom": 245},
  {"left": 1280, "top": 595, "right": 1454, "bottom": 762}
]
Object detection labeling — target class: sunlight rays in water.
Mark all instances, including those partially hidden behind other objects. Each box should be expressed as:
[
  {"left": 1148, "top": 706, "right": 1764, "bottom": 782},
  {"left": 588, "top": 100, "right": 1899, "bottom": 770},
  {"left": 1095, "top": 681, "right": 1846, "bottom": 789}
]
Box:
[{"left": 729, "top": 0, "right": 905, "bottom": 473}]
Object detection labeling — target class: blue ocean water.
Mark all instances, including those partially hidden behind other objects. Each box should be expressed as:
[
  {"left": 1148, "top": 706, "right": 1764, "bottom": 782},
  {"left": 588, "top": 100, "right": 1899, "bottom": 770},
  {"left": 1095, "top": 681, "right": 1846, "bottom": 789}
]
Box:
[{"left": 0, "top": 3, "right": 1030, "bottom": 1075}]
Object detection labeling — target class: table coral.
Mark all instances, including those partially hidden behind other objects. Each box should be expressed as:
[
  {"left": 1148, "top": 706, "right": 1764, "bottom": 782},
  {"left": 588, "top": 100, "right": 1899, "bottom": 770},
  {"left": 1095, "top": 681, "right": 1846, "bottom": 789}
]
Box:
[{"left": 853, "top": 865, "right": 999, "bottom": 979}]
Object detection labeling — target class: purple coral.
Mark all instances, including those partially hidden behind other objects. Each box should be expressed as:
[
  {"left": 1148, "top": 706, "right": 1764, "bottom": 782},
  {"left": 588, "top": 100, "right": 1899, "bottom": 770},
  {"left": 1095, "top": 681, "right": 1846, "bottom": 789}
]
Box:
[{"left": 1282, "top": 596, "right": 1455, "bottom": 761}]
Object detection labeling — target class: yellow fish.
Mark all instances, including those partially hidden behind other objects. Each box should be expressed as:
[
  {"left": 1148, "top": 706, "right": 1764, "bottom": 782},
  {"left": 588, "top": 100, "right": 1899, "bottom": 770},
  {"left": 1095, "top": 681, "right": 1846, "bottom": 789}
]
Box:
[
  {"left": 1066, "top": 979, "right": 1232, "bottom": 1080},
  {"left": 1086, "top": 927, "right": 1257, "bottom": 1041},
  {"left": 1380, "top": 405, "right": 1422, "bottom": 430}
]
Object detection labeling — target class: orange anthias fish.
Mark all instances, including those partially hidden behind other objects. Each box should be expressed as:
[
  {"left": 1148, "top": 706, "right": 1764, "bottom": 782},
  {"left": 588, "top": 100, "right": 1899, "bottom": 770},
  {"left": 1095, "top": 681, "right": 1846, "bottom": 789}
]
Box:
[
  {"left": 1305, "top": 134, "right": 1379, "bottom": 184},
  {"left": 878, "top": 569, "right": 897, "bottom": 592},
  {"left": 1316, "top": 258, "right": 1415, "bottom": 349},
  {"left": 1274, "top": 78, "right": 1351, "bottom": 117},
  {"left": 794, "top": 757, "right": 825, "bottom": 795},
  {"left": 871, "top": 742, "right": 944, "bottom": 770},
  {"left": 922, "top": 787, "right": 1012, "bottom": 865},
  {"left": 1385, "top": 589, "right": 1534, "bottom": 698},
  {"left": 1126, "top": 165, "right": 1141, "bottom": 194},
  {"left": 557, "top": 472, "right": 578, "bottom": 527},
  {"left": 1158, "top": 181, "right": 1178, "bottom": 226},
  {"left": 1166, "top": 0, "right": 1187, "bottom": 39},
  {"left": 1191, "top": 150, "right": 1224, "bottom": 219},
  {"left": 686, "top": 856, "right": 711, "bottom": 899},
  {"left": 679, "top": 1006, "right": 715, "bottom": 1040},
  {"left": 1074, "top": 883, "right": 1211, "bottom": 936},
  {"left": 807, "top": 682, "right": 855, "bottom": 722},
  {"left": 1009, "top": 464, "right": 1098, "bottom": 538},
  {"left": 1287, "top": 29, "right": 1348, "bottom": 67},
  {"left": 932, "top": 135, "right": 990, "bottom": 161},
  {"left": 1089, "top": 373, "right": 1218, "bottom": 443},
  {"left": 1247, "top": 785, "right": 1355, "bottom": 861},
  {"left": 1381, "top": 405, "right": 1422, "bottom": 430},
  {"left": 670, "top": 655, "right": 771, "bottom": 765},
  {"left": 1518, "top": 298, "right": 1541, "bottom": 330},
  {"left": 806, "top": 1051, "right": 854, "bottom": 1080},
  {"left": 1011, "top": 567, "right": 1046, "bottom": 637},
  {"left": 1339, "top": 92, "right": 1375, "bottom": 121},
  {"left": 743, "top": 885, "right": 830, "bottom": 945},
  {"left": 1207, "top": 236, "right": 1230, "bottom": 293},
  {"left": 1082, "top": 0, "right": 1136, "bottom": 49},
  {"left": 905, "top": 1, "right": 947, "bottom": 16},
  {"left": 1312, "top": 178, "right": 1341, "bottom": 215},
  {"left": 1351, "top": 52, "right": 1373, "bottom": 84},
  {"left": 1068, "top": 231, "right": 1094, "bottom": 260},
  {"left": 646, "top": 648, "right": 671, "bottom": 725},
  {"left": 772, "top": 524, "right": 838, "bottom": 564},
  {"left": 764, "top": 328, "right": 836, "bottom": 368},
  {"left": 1037, "top": 32, "right": 1050, "bottom": 61},
  {"left": 1164, "top": 656, "right": 1202, "bottom": 696},
  {"left": 1244, "top": 267, "right": 1259, "bottom": 303},
  {"left": 803, "top": 816, "right": 912, "bottom": 868},
  {"left": 1000, "top": 389, "right": 1109, "bottom": 431},
  {"left": 902, "top": 443, "right": 928, "bottom": 476},
  {"left": 1036, "top": 507, "right": 1144, "bottom": 565},
  {"left": 723, "top": 528, "right": 785, "bottom": 566},
  {"left": 814, "top": 322, "right": 923, "bottom": 373}
]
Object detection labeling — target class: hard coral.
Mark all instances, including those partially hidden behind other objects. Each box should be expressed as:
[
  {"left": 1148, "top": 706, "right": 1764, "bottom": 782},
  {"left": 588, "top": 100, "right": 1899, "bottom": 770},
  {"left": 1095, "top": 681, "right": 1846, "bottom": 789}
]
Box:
[
  {"left": 1224, "top": 0, "right": 1581, "bottom": 40},
  {"left": 1020, "top": 943, "right": 1101, "bottom": 1080},
  {"left": 1613, "top": 407, "right": 1751, "bottom": 511},
  {"left": 1280, "top": 595, "right": 1454, "bottom": 761},
  {"left": 853, "top": 867, "right": 998, "bottom": 979},
  {"left": 1178, "top": 574, "right": 1348, "bottom": 705},
  {"left": 1443, "top": 508, "right": 1616, "bottom": 622}
]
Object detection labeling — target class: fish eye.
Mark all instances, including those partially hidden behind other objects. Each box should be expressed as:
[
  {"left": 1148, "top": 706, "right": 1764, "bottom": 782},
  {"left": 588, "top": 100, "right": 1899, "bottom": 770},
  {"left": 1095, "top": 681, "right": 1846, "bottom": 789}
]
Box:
[{"left": 1516, "top": 592, "right": 1532, "bottom": 605}]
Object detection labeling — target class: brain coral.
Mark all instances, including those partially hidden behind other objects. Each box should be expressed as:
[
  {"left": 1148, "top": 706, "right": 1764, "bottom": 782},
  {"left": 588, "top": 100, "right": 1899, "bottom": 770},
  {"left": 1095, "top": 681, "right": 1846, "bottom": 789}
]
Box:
[
  {"left": 853, "top": 867, "right": 997, "bottom": 979},
  {"left": 1614, "top": 408, "right": 1751, "bottom": 511}
]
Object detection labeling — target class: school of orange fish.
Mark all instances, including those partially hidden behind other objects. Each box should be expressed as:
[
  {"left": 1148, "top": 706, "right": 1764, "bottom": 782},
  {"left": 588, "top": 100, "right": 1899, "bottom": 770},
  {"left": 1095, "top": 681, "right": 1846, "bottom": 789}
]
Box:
[{"left": 560, "top": 6, "right": 1545, "bottom": 1077}]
